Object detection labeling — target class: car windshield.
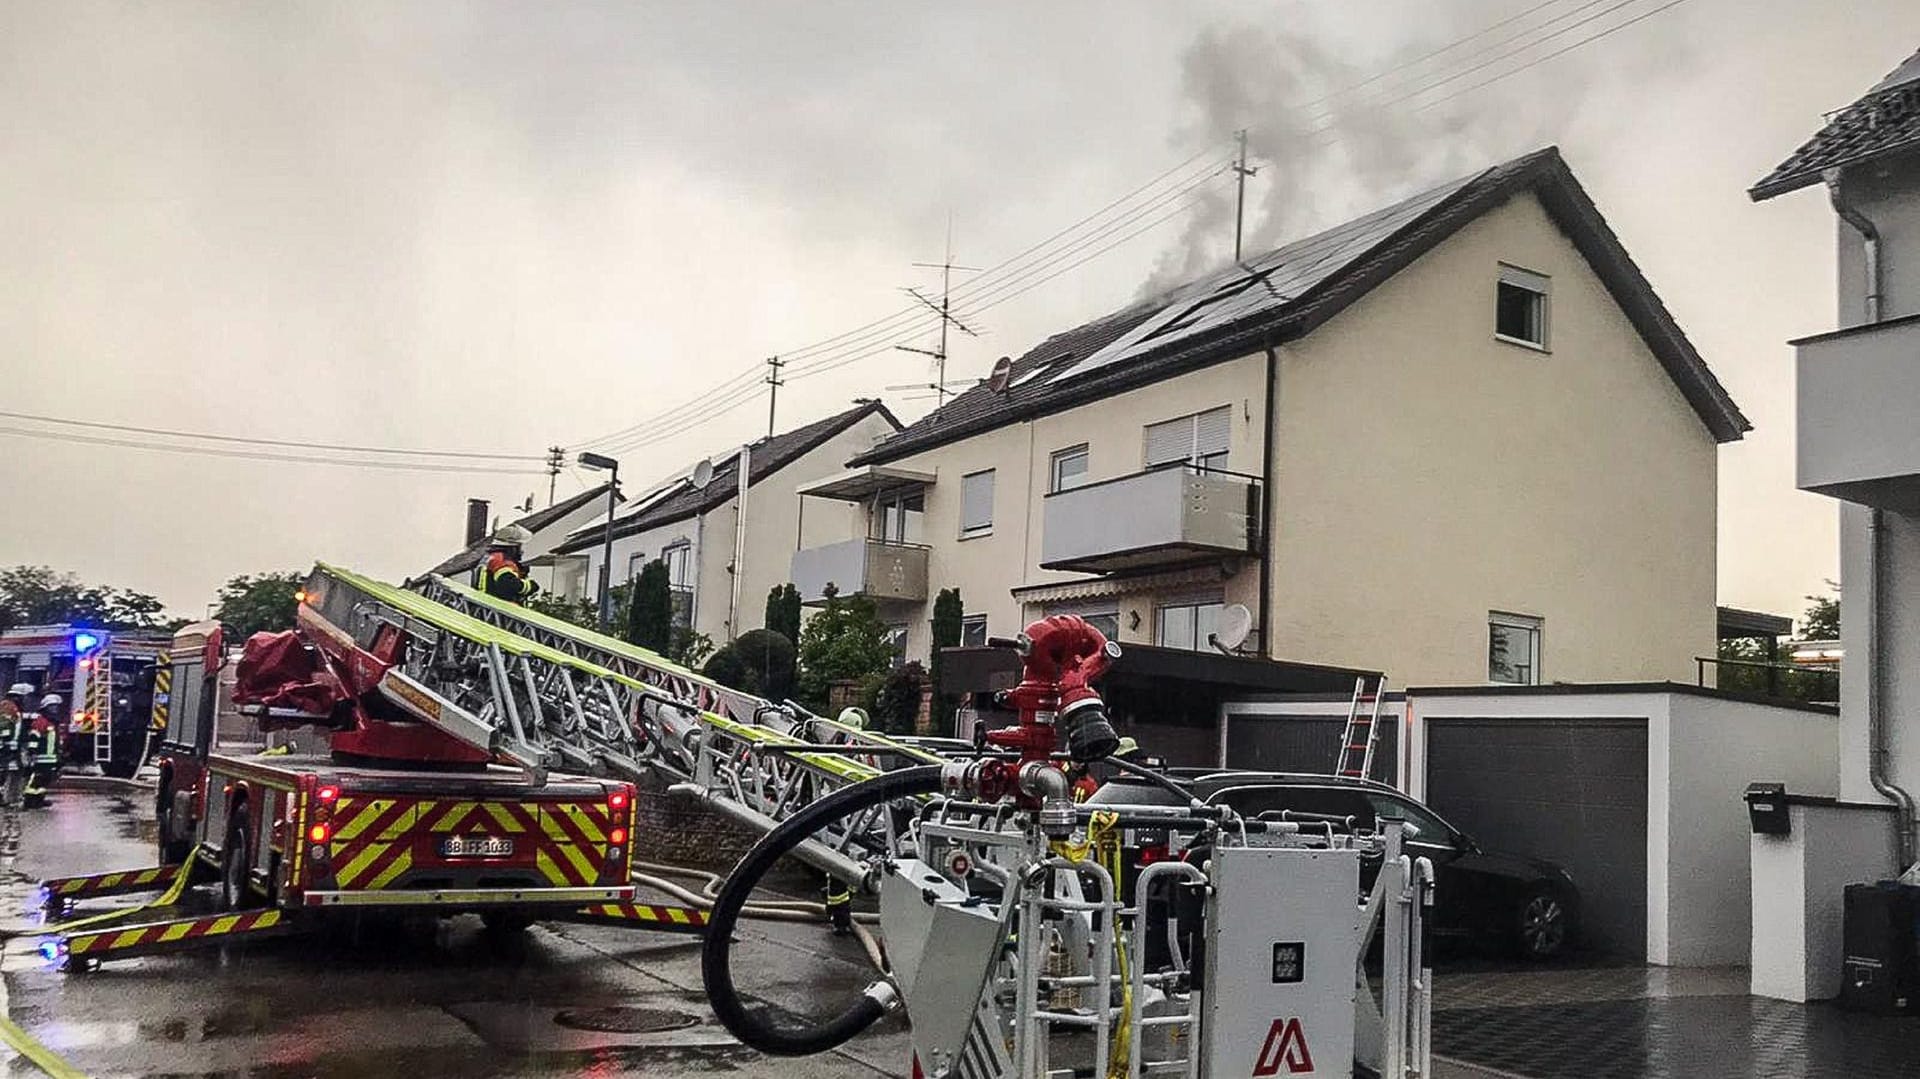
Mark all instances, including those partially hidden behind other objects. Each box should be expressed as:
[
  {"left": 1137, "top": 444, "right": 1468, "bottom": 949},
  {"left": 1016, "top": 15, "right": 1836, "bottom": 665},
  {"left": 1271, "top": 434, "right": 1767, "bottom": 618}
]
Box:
[{"left": 1363, "top": 793, "right": 1453, "bottom": 843}]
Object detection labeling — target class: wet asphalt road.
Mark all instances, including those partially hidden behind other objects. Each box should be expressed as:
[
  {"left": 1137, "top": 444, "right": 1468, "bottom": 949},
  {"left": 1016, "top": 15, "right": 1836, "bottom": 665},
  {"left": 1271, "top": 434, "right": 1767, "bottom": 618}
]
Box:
[{"left": 0, "top": 785, "right": 910, "bottom": 1078}]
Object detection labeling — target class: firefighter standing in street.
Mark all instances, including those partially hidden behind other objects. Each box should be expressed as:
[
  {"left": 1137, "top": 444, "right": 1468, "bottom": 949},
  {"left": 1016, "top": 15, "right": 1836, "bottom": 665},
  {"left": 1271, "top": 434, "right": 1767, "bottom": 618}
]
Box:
[
  {"left": 22, "top": 694, "right": 63, "bottom": 806},
  {"left": 0, "top": 684, "right": 32, "bottom": 806},
  {"left": 475, "top": 526, "right": 541, "bottom": 604}
]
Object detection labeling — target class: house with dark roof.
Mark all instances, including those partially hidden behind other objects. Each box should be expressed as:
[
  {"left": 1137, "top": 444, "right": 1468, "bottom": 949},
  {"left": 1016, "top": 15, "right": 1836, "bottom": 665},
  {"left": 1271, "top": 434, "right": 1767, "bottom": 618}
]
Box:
[
  {"left": 424, "top": 481, "right": 622, "bottom": 590},
  {"left": 1748, "top": 47, "right": 1920, "bottom": 1003},
  {"left": 550, "top": 400, "right": 900, "bottom": 643},
  {"left": 796, "top": 146, "right": 1746, "bottom": 690}
]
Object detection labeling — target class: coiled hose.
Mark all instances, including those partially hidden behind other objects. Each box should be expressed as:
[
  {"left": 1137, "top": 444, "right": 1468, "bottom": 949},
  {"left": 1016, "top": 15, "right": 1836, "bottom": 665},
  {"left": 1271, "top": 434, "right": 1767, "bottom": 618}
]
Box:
[{"left": 701, "top": 764, "right": 944, "bottom": 1057}]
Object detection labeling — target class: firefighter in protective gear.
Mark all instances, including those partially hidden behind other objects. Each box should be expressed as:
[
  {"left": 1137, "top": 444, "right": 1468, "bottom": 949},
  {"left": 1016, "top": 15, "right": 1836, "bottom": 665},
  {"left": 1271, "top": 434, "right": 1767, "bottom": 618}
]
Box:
[
  {"left": 475, "top": 525, "right": 541, "bottom": 604},
  {"left": 835, "top": 706, "right": 868, "bottom": 731},
  {"left": 22, "top": 694, "right": 62, "bottom": 806},
  {"left": 0, "top": 684, "right": 31, "bottom": 807},
  {"left": 823, "top": 874, "right": 854, "bottom": 937}
]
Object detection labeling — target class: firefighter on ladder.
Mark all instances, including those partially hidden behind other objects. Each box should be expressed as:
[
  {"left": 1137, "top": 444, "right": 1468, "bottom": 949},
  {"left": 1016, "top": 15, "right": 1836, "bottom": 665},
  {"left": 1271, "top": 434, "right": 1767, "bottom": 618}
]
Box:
[{"left": 474, "top": 526, "right": 541, "bottom": 605}]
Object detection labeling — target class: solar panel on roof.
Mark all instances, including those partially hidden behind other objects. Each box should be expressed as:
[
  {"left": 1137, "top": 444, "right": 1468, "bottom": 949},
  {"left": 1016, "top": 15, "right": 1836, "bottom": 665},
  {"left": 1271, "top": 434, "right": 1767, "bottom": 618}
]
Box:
[{"left": 1047, "top": 169, "right": 1483, "bottom": 386}]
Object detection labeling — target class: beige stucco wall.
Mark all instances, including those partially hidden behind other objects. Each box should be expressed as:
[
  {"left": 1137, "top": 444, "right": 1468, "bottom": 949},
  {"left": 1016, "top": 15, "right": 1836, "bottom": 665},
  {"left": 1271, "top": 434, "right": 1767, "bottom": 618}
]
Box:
[
  {"left": 579, "top": 413, "right": 890, "bottom": 645},
  {"left": 1265, "top": 191, "right": 1719, "bottom": 684},
  {"left": 877, "top": 353, "right": 1268, "bottom": 659}
]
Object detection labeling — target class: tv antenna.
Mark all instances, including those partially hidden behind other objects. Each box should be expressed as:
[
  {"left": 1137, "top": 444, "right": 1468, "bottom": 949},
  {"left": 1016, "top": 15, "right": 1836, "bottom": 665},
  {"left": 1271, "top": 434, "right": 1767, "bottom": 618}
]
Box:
[{"left": 897, "top": 216, "right": 981, "bottom": 409}]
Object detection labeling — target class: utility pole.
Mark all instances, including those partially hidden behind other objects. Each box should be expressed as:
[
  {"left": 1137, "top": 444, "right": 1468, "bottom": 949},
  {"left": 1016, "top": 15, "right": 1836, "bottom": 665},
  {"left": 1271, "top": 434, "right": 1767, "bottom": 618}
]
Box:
[
  {"left": 544, "top": 446, "right": 565, "bottom": 506},
  {"left": 900, "top": 219, "right": 981, "bottom": 409},
  {"left": 1232, "top": 129, "right": 1260, "bottom": 262},
  {"left": 763, "top": 355, "right": 785, "bottom": 438}
]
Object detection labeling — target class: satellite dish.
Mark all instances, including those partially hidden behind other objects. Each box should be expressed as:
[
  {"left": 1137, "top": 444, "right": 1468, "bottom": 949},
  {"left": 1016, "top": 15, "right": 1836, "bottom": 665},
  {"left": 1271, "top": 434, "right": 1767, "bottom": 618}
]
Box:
[
  {"left": 689, "top": 458, "right": 715, "bottom": 489},
  {"left": 987, "top": 356, "right": 1014, "bottom": 394},
  {"left": 1211, "top": 603, "right": 1253, "bottom": 654}
]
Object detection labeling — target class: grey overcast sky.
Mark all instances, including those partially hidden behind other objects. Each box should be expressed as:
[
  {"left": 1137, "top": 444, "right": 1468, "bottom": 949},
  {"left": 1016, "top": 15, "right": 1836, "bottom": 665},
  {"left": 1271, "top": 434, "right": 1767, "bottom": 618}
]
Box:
[{"left": 0, "top": 1, "right": 1909, "bottom": 623}]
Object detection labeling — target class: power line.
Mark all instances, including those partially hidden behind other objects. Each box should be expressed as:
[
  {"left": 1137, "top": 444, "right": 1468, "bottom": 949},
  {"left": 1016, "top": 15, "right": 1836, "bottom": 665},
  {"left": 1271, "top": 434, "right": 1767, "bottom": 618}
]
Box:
[
  {"left": 0, "top": 425, "right": 547, "bottom": 475},
  {"left": 1295, "top": 0, "right": 1574, "bottom": 119},
  {"left": 570, "top": 149, "right": 1233, "bottom": 449},
  {"left": 0, "top": 408, "right": 544, "bottom": 461},
  {"left": 1408, "top": 0, "right": 1698, "bottom": 113}
]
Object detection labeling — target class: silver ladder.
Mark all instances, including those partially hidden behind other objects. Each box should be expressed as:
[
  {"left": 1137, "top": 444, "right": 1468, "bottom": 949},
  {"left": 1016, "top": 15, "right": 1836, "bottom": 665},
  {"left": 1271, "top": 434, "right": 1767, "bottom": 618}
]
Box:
[
  {"left": 88, "top": 654, "right": 113, "bottom": 767},
  {"left": 1334, "top": 676, "right": 1387, "bottom": 780},
  {"left": 301, "top": 564, "right": 931, "bottom": 881}
]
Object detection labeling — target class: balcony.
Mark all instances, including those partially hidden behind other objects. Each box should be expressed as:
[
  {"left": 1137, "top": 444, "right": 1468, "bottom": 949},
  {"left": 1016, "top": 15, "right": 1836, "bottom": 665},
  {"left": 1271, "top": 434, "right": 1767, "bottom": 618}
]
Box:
[
  {"left": 791, "top": 538, "right": 930, "bottom": 606},
  {"left": 1041, "top": 465, "right": 1260, "bottom": 574},
  {"left": 1796, "top": 313, "right": 1920, "bottom": 512}
]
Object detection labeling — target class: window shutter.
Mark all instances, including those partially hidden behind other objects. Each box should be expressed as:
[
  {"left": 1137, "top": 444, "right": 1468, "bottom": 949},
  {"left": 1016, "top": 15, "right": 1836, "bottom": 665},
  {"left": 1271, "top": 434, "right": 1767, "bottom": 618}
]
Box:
[
  {"left": 961, "top": 470, "right": 995, "bottom": 531},
  {"left": 1143, "top": 417, "right": 1190, "bottom": 467},
  {"left": 1499, "top": 264, "right": 1550, "bottom": 294},
  {"left": 1193, "top": 406, "right": 1231, "bottom": 459}
]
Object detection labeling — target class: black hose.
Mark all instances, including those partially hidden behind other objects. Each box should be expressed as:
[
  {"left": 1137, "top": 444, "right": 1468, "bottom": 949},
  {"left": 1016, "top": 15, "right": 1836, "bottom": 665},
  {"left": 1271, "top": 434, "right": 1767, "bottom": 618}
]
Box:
[
  {"left": 702, "top": 764, "right": 944, "bottom": 1057},
  {"left": 1107, "top": 755, "right": 1208, "bottom": 811}
]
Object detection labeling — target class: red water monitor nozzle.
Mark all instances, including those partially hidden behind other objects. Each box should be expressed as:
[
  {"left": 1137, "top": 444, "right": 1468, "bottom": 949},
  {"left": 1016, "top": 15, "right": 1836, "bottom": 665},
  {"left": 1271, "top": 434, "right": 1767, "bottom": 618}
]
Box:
[{"left": 984, "top": 614, "right": 1121, "bottom": 764}]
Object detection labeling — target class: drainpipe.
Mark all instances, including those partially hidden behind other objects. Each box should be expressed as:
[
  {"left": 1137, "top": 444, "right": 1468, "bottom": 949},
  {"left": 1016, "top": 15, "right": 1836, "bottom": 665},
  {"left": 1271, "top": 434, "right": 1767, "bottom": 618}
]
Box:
[
  {"left": 1828, "top": 169, "right": 1914, "bottom": 867},
  {"left": 1825, "top": 168, "right": 1882, "bottom": 324},
  {"left": 1259, "top": 338, "right": 1279, "bottom": 658}
]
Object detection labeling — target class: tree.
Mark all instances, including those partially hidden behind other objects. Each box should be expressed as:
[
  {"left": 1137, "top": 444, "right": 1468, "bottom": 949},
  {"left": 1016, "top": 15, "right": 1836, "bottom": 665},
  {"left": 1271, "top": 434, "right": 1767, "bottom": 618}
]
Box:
[
  {"left": 0, "top": 565, "right": 176, "bottom": 632},
  {"left": 764, "top": 583, "right": 802, "bottom": 645},
  {"left": 871, "top": 660, "right": 926, "bottom": 735},
  {"left": 795, "top": 585, "right": 896, "bottom": 713},
  {"left": 527, "top": 592, "right": 599, "bottom": 629},
  {"left": 703, "top": 629, "right": 796, "bottom": 701},
  {"left": 1800, "top": 580, "right": 1840, "bottom": 641},
  {"left": 212, "top": 571, "right": 305, "bottom": 639},
  {"left": 627, "top": 559, "right": 674, "bottom": 653},
  {"left": 927, "top": 588, "right": 964, "bottom": 737}
]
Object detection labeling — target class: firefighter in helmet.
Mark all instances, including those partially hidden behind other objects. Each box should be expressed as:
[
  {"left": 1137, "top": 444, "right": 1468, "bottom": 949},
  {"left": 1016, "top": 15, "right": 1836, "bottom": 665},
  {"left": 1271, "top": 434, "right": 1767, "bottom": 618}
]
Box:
[
  {"left": 475, "top": 525, "right": 541, "bottom": 604},
  {"left": 22, "top": 694, "right": 63, "bottom": 806},
  {"left": 0, "top": 684, "right": 31, "bottom": 806}
]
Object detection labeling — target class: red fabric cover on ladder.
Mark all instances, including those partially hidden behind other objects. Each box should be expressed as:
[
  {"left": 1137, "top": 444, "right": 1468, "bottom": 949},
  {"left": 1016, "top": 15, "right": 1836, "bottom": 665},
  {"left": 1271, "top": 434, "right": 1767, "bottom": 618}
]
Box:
[{"left": 233, "top": 631, "right": 350, "bottom": 724}]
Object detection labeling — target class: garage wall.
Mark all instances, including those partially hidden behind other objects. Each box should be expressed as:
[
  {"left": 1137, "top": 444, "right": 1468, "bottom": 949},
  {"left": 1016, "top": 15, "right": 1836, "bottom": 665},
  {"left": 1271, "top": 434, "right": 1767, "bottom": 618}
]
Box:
[
  {"left": 1664, "top": 694, "right": 1838, "bottom": 965},
  {"left": 1423, "top": 717, "right": 1650, "bottom": 958},
  {"left": 1221, "top": 697, "right": 1404, "bottom": 786}
]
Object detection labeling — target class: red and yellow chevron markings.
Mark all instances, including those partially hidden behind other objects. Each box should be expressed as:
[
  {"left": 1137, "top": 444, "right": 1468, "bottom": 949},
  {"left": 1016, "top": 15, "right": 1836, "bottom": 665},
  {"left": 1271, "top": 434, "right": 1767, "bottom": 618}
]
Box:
[
  {"left": 40, "top": 864, "right": 176, "bottom": 905},
  {"left": 51, "top": 908, "right": 294, "bottom": 965},
  {"left": 563, "top": 902, "right": 709, "bottom": 935},
  {"left": 320, "top": 795, "right": 617, "bottom": 892}
]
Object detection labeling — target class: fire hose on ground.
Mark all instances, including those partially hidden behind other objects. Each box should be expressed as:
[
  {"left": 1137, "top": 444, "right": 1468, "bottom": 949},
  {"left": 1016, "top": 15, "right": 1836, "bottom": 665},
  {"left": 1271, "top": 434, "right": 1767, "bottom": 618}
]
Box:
[{"left": 701, "top": 764, "right": 947, "bottom": 1057}]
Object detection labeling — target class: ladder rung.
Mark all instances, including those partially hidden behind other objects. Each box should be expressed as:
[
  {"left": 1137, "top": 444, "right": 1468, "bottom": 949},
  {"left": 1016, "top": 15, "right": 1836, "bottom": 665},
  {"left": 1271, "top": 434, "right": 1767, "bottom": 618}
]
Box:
[{"left": 1345, "top": 744, "right": 1368, "bottom": 751}]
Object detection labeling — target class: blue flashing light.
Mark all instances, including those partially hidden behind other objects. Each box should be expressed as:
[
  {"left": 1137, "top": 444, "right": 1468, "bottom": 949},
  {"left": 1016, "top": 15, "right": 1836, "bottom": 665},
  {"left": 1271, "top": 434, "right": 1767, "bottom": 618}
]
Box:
[
  {"left": 37, "top": 940, "right": 62, "bottom": 965},
  {"left": 71, "top": 631, "right": 100, "bottom": 655}
]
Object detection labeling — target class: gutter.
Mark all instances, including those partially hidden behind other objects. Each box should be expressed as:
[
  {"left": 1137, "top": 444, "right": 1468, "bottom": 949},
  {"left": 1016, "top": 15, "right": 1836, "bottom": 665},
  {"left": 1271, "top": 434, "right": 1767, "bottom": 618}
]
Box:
[{"left": 1826, "top": 168, "right": 1915, "bottom": 868}]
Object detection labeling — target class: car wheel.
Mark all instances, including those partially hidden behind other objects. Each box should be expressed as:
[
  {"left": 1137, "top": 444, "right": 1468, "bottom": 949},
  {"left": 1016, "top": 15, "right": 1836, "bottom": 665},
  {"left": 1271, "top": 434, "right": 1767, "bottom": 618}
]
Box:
[
  {"left": 219, "top": 815, "right": 255, "bottom": 912},
  {"left": 1515, "top": 887, "right": 1570, "bottom": 960}
]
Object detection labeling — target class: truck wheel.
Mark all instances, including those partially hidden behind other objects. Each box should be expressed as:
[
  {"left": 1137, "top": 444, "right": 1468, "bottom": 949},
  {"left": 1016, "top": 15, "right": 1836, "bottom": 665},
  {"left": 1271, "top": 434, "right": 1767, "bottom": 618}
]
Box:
[
  {"left": 155, "top": 781, "right": 193, "bottom": 865},
  {"left": 218, "top": 816, "right": 256, "bottom": 911}
]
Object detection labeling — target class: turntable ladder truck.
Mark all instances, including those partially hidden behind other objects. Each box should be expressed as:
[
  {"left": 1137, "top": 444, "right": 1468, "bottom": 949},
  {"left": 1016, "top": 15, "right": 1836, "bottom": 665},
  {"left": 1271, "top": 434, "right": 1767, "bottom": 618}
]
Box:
[{"left": 39, "top": 564, "right": 935, "bottom": 968}]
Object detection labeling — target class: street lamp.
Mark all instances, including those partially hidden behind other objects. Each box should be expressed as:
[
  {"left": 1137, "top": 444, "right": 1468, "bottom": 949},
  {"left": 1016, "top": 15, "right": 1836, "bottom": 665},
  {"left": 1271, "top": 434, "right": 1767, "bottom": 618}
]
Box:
[{"left": 577, "top": 451, "right": 621, "bottom": 631}]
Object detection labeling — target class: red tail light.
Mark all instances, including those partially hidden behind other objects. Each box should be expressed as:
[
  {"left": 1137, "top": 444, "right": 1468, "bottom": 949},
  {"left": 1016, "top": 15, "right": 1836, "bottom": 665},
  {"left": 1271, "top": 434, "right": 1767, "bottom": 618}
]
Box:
[
  {"left": 316, "top": 785, "right": 340, "bottom": 802},
  {"left": 308, "top": 822, "right": 330, "bottom": 844},
  {"left": 608, "top": 827, "right": 628, "bottom": 846},
  {"left": 1139, "top": 844, "right": 1169, "bottom": 866},
  {"left": 609, "top": 789, "right": 629, "bottom": 810}
]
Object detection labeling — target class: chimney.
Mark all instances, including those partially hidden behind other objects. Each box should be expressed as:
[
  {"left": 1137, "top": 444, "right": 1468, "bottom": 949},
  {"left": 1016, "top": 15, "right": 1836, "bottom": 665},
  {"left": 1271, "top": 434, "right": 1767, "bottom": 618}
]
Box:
[{"left": 465, "top": 499, "right": 490, "bottom": 546}]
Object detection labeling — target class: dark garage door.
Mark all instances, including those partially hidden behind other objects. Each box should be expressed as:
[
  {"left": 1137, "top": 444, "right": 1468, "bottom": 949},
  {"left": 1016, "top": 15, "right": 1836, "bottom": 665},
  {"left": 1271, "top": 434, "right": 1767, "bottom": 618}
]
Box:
[
  {"left": 1424, "top": 718, "right": 1648, "bottom": 958},
  {"left": 1224, "top": 713, "right": 1399, "bottom": 785}
]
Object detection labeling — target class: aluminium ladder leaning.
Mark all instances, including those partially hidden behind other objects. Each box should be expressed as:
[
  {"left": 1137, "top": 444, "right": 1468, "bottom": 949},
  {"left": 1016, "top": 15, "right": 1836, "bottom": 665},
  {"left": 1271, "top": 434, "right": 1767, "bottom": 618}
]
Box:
[{"left": 1334, "top": 675, "right": 1388, "bottom": 780}]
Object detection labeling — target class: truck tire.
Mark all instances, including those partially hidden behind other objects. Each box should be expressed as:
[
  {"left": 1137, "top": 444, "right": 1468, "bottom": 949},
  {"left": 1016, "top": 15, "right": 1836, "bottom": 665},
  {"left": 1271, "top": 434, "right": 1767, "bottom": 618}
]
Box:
[
  {"left": 218, "top": 814, "right": 256, "bottom": 912},
  {"left": 155, "top": 780, "right": 193, "bottom": 865}
]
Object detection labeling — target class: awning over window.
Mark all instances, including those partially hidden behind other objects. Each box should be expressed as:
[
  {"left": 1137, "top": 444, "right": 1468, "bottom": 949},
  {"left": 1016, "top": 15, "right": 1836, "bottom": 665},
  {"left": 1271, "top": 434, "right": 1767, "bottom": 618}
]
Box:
[
  {"left": 1009, "top": 564, "right": 1225, "bottom": 605},
  {"left": 796, "top": 465, "right": 937, "bottom": 502}
]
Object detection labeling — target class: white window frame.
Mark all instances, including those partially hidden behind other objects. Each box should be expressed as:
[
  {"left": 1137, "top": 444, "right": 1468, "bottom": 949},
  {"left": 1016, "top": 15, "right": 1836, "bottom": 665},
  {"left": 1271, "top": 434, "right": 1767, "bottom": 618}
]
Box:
[
  {"left": 960, "top": 614, "right": 989, "bottom": 647},
  {"left": 1495, "top": 263, "right": 1551, "bottom": 351},
  {"left": 1046, "top": 602, "right": 1119, "bottom": 641},
  {"left": 959, "top": 469, "right": 995, "bottom": 538},
  {"left": 626, "top": 551, "right": 645, "bottom": 582},
  {"left": 1488, "top": 611, "right": 1543, "bottom": 685},
  {"left": 1049, "top": 444, "right": 1090, "bottom": 493},
  {"left": 872, "top": 487, "right": 926, "bottom": 545},
  {"left": 1155, "top": 596, "right": 1225, "bottom": 652},
  {"left": 662, "top": 542, "right": 693, "bottom": 590},
  {"left": 1144, "top": 406, "right": 1231, "bottom": 472}
]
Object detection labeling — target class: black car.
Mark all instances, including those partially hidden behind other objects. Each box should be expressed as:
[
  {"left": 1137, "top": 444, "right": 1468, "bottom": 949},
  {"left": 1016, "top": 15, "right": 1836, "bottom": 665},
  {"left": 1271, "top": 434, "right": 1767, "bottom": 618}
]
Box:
[{"left": 1086, "top": 771, "right": 1579, "bottom": 960}]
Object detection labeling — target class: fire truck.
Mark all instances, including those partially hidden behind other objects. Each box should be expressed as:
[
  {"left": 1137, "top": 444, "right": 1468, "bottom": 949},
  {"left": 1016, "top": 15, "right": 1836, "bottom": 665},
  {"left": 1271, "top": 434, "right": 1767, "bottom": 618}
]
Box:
[
  {"left": 0, "top": 624, "right": 169, "bottom": 776},
  {"left": 36, "top": 568, "right": 699, "bottom": 968}
]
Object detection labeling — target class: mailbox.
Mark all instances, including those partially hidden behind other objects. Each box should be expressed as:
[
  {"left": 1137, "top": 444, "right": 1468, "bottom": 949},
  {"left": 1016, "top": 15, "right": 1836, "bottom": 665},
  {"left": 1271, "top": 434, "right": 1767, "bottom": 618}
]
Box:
[{"left": 1746, "top": 782, "right": 1791, "bottom": 836}]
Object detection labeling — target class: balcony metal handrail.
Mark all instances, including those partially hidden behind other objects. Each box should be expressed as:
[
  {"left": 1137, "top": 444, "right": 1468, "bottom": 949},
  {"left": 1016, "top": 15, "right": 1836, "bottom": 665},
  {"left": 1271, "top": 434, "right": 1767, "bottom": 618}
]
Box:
[
  {"left": 858, "top": 536, "right": 934, "bottom": 552},
  {"left": 1694, "top": 655, "right": 1839, "bottom": 702},
  {"left": 1040, "top": 460, "right": 1264, "bottom": 499}
]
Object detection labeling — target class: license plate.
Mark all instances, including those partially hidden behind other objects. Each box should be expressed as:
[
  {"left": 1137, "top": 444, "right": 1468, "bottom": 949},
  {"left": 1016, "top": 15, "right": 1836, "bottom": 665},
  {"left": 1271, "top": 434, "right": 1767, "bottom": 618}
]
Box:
[{"left": 439, "top": 834, "right": 514, "bottom": 858}]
